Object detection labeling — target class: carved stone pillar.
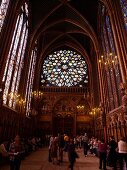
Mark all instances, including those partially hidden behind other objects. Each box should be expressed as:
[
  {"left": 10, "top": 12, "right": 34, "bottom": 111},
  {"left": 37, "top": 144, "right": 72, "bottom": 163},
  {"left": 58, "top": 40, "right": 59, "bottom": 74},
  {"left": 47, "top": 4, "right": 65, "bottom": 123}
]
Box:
[
  {"left": 117, "top": 121, "right": 122, "bottom": 140},
  {"left": 121, "top": 122, "right": 126, "bottom": 138},
  {"left": 111, "top": 114, "right": 118, "bottom": 139},
  {"left": 113, "top": 123, "right": 118, "bottom": 141},
  {"left": 101, "top": 110, "right": 107, "bottom": 142},
  {"left": 119, "top": 81, "right": 127, "bottom": 138},
  {"left": 118, "top": 112, "right": 126, "bottom": 136},
  {"left": 107, "top": 117, "right": 112, "bottom": 141},
  {"left": 122, "top": 93, "right": 127, "bottom": 115}
]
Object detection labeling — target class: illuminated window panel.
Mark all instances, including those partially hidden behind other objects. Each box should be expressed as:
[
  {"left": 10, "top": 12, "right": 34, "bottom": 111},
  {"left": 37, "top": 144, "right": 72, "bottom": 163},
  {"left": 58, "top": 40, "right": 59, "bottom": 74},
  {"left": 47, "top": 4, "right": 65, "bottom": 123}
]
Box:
[
  {"left": 103, "top": 26, "right": 110, "bottom": 54},
  {"left": 0, "top": 0, "right": 10, "bottom": 32},
  {"left": 4, "top": 14, "right": 23, "bottom": 105},
  {"left": 10, "top": 26, "right": 28, "bottom": 108},
  {"left": 100, "top": 4, "right": 122, "bottom": 108},
  {"left": 41, "top": 49, "right": 88, "bottom": 87},
  {"left": 106, "top": 16, "right": 115, "bottom": 53},
  {"left": 7, "top": 14, "right": 23, "bottom": 107},
  {"left": 3, "top": 2, "right": 28, "bottom": 108},
  {"left": 105, "top": 14, "right": 122, "bottom": 103},
  {"left": 120, "top": 0, "right": 127, "bottom": 30},
  {"left": 25, "top": 46, "right": 37, "bottom": 116}
]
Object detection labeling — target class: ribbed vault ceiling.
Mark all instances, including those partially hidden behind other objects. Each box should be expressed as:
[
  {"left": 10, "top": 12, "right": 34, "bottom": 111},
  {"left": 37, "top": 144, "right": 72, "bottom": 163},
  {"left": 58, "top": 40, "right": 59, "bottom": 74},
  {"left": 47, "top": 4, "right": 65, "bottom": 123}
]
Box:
[{"left": 30, "top": 0, "right": 99, "bottom": 57}]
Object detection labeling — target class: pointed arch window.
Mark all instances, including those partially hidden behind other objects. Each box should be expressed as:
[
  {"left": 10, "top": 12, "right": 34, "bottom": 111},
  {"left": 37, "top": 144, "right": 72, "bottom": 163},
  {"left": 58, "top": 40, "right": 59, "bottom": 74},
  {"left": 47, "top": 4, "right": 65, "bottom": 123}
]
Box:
[
  {"left": 0, "top": 0, "right": 10, "bottom": 32},
  {"left": 25, "top": 44, "right": 37, "bottom": 116},
  {"left": 120, "top": 0, "right": 127, "bottom": 30},
  {"left": 2, "top": 2, "right": 28, "bottom": 108},
  {"left": 105, "top": 15, "right": 121, "bottom": 108},
  {"left": 99, "top": 4, "right": 122, "bottom": 110}
]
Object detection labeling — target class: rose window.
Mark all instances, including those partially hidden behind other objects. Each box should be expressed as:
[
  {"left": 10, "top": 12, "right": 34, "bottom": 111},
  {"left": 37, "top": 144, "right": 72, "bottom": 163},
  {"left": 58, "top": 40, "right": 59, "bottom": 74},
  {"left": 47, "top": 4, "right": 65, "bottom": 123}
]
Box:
[{"left": 41, "top": 49, "right": 88, "bottom": 87}]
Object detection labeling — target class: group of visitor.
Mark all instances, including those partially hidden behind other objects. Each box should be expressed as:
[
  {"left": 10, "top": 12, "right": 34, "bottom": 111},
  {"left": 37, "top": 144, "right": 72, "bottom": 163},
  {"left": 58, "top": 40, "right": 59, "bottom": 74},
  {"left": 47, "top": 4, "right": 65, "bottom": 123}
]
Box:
[
  {"left": 98, "top": 136, "right": 127, "bottom": 170},
  {"left": 0, "top": 135, "right": 42, "bottom": 170},
  {"left": 48, "top": 134, "right": 79, "bottom": 170},
  {"left": 48, "top": 133, "right": 127, "bottom": 170},
  {"left": 0, "top": 133, "right": 127, "bottom": 170}
]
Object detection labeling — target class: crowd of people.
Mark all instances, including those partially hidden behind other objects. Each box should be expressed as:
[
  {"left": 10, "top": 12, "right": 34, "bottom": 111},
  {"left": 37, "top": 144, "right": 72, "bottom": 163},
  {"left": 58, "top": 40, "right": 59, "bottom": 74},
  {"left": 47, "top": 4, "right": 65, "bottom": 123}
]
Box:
[
  {"left": 0, "top": 135, "right": 43, "bottom": 170},
  {"left": 48, "top": 133, "right": 127, "bottom": 170},
  {"left": 48, "top": 134, "right": 79, "bottom": 170},
  {"left": 0, "top": 133, "right": 127, "bottom": 170}
]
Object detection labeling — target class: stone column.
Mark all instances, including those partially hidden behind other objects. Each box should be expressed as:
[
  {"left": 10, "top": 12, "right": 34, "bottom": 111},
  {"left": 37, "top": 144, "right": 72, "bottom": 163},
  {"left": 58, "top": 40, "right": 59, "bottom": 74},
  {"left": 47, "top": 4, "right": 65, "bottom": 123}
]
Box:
[
  {"left": 100, "top": 105, "right": 107, "bottom": 142},
  {"left": 122, "top": 91, "right": 127, "bottom": 115},
  {"left": 118, "top": 112, "right": 126, "bottom": 138}
]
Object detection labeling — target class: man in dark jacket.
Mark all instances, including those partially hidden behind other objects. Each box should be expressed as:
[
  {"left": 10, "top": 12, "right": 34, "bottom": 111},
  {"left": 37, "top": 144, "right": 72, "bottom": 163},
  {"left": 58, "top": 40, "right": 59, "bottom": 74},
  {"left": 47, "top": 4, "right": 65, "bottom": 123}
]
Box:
[
  {"left": 83, "top": 133, "right": 89, "bottom": 156},
  {"left": 107, "top": 136, "right": 118, "bottom": 170},
  {"left": 67, "top": 138, "right": 78, "bottom": 170}
]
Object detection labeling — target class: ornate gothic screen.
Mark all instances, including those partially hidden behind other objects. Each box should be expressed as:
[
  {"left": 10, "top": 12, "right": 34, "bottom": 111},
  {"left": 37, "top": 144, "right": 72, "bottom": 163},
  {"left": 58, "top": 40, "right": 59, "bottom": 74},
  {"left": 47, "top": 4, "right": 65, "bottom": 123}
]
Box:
[
  {"left": 120, "top": 0, "right": 127, "bottom": 30},
  {"left": 41, "top": 49, "right": 88, "bottom": 87},
  {"left": 0, "top": 0, "right": 10, "bottom": 32},
  {"left": 2, "top": 2, "right": 28, "bottom": 108}
]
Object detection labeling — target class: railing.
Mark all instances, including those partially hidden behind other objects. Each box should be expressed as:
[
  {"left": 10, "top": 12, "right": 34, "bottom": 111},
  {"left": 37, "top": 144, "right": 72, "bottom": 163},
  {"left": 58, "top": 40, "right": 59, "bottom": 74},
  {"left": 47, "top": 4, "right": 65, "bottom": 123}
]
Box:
[
  {"left": 108, "top": 106, "right": 123, "bottom": 116},
  {"left": 96, "top": 106, "right": 123, "bottom": 124}
]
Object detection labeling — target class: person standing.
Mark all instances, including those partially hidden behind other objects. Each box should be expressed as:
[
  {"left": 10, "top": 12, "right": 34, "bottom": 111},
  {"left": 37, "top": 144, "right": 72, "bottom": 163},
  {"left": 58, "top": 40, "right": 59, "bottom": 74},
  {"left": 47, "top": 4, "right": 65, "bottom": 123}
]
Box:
[
  {"left": 83, "top": 133, "right": 89, "bottom": 156},
  {"left": 118, "top": 137, "right": 127, "bottom": 170},
  {"left": 67, "top": 138, "right": 78, "bottom": 170},
  {"left": 107, "top": 136, "right": 118, "bottom": 169},
  {"left": 50, "top": 137, "right": 59, "bottom": 164},
  {"left": 64, "top": 134, "right": 69, "bottom": 151},
  {"left": 98, "top": 138, "right": 107, "bottom": 170},
  {"left": 48, "top": 136, "right": 54, "bottom": 162},
  {"left": 58, "top": 134, "right": 64, "bottom": 163},
  {"left": 9, "top": 135, "right": 24, "bottom": 170}
]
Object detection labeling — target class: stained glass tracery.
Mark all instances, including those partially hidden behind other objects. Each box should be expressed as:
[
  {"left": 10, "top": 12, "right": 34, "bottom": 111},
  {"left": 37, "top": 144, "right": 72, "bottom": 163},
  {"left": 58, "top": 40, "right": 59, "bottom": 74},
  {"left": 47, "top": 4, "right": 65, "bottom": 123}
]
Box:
[
  {"left": 99, "top": 4, "right": 122, "bottom": 110},
  {"left": 0, "top": 0, "right": 10, "bottom": 32},
  {"left": 120, "top": 0, "right": 127, "bottom": 30},
  {"left": 25, "top": 45, "right": 37, "bottom": 116},
  {"left": 41, "top": 50, "right": 88, "bottom": 87},
  {"left": 2, "top": 2, "right": 28, "bottom": 108}
]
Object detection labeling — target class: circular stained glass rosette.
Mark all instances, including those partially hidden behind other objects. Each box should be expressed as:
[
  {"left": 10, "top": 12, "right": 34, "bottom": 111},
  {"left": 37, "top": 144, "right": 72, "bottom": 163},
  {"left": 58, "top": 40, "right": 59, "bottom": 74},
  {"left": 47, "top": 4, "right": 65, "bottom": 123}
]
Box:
[{"left": 41, "top": 50, "right": 88, "bottom": 87}]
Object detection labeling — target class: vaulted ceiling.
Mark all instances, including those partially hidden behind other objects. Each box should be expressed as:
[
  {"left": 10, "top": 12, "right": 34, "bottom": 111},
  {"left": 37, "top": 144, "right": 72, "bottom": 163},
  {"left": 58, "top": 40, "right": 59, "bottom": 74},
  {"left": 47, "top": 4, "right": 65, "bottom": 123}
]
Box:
[{"left": 30, "top": 0, "right": 99, "bottom": 58}]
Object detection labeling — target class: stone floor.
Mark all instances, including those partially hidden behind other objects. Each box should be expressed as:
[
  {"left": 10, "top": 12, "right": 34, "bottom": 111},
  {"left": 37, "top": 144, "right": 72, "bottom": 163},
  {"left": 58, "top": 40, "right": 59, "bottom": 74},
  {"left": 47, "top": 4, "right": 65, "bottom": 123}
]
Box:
[{"left": 0, "top": 147, "right": 121, "bottom": 170}]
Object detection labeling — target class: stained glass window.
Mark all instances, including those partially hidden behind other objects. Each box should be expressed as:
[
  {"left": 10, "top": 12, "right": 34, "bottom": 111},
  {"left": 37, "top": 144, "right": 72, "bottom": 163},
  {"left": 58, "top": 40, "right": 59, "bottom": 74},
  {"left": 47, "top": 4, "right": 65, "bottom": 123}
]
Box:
[
  {"left": 25, "top": 45, "right": 37, "bottom": 116},
  {"left": 106, "top": 16, "right": 115, "bottom": 53},
  {"left": 103, "top": 25, "right": 110, "bottom": 53},
  {"left": 106, "top": 15, "right": 122, "bottom": 106},
  {"left": 120, "top": 0, "right": 127, "bottom": 30},
  {"left": 99, "top": 4, "right": 122, "bottom": 110},
  {"left": 41, "top": 49, "right": 88, "bottom": 87},
  {"left": 0, "top": 0, "right": 10, "bottom": 32},
  {"left": 2, "top": 2, "right": 28, "bottom": 108}
]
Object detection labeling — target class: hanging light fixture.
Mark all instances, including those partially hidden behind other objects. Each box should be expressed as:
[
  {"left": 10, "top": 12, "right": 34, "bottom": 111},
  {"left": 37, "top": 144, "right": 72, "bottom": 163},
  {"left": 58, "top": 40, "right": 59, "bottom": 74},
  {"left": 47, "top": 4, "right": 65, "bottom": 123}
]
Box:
[
  {"left": 98, "top": 53, "right": 118, "bottom": 66},
  {"left": 32, "top": 90, "right": 43, "bottom": 100}
]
